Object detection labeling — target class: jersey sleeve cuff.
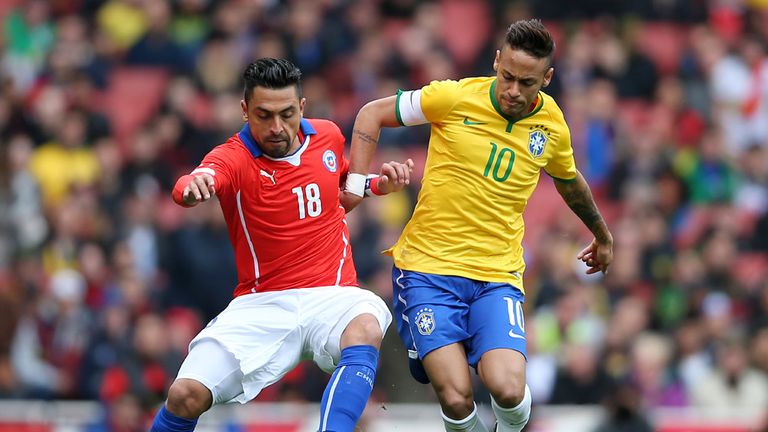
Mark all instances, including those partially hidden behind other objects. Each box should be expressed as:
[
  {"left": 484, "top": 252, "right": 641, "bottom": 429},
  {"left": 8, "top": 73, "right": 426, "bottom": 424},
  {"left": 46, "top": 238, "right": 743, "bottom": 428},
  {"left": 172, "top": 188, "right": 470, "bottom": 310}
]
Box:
[
  {"left": 547, "top": 172, "right": 578, "bottom": 183},
  {"left": 172, "top": 174, "right": 196, "bottom": 207},
  {"left": 365, "top": 175, "right": 383, "bottom": 196}
]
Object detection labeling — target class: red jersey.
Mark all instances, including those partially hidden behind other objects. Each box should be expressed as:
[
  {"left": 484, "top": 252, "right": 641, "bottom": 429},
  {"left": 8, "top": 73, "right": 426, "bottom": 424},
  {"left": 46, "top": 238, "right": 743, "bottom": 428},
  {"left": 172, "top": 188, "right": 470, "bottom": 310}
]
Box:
[{"left": 173, "top": 118, "right": 358, "bottom": 297}]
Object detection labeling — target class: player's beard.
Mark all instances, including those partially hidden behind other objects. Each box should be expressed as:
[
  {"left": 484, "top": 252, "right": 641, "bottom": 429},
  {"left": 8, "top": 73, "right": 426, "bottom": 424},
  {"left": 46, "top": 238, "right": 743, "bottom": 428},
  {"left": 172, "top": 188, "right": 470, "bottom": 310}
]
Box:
[{"left": 262, "top": 134, "right": 292, "bottom": 158}]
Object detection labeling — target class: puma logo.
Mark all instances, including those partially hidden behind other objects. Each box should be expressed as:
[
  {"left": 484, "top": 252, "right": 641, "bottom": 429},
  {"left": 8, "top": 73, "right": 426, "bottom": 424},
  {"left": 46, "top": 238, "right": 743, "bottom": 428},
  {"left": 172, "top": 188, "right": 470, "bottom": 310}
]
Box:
[{"left": 259, "top": 169, "right": 276, "bottom": 185}]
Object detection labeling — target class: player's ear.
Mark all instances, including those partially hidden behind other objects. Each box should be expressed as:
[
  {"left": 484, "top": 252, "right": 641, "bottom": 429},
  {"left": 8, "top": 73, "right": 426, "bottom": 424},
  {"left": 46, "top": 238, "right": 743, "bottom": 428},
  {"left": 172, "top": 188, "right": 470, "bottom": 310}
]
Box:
[
  {"left": 299, "top": 97, "right": 306, "bottom": 114},
  {"left": 542, "top": 67, "right": 554, "bottom": 87},
  {"left": 493, "top": 49, "right": 500, "bottom": 71},
  {"left": 240, "top": 100, "right": 248, "bottom": 121}
]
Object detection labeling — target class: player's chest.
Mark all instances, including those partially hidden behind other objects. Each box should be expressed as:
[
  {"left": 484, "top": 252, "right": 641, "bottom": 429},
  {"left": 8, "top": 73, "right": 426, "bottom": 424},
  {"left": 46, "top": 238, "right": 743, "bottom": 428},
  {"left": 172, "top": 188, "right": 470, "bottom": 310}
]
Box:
[
  {"left": 240, "top": 147, "right": 342, "bottom": 221},
  {"left": 439, "top": 120, "right": 556, "bottom": 178}
]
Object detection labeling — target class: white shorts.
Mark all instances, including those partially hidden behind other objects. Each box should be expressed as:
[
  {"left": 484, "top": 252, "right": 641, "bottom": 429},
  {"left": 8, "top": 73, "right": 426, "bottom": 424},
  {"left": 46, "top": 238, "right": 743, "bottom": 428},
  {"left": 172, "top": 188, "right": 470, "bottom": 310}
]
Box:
[{"left": 176, "top": 286, "right": 391, "bottom": 404}]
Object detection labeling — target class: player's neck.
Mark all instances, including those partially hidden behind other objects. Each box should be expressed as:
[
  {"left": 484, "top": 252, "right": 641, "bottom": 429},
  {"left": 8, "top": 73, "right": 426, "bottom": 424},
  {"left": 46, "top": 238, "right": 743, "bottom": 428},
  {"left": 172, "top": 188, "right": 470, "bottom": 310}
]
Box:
[
  {"left": 506, "top": 96, "right": 540, "bottom": 123},
  {"left": 286, "top": 133, "right": 303, "bottom": 155},
  {"left": 526, "top": 95, "right": 539, "bottom": 114}
]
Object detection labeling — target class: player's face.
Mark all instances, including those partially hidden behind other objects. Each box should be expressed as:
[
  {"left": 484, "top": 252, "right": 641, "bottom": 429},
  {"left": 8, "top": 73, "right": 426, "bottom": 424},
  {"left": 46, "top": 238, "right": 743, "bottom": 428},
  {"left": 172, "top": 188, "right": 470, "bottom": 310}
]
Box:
[
  {"left": 493, "top": 45, "right": 553, "bottom": 119},
  {"left": 241, "top": 85, "right": 306, "bottom": 158}
]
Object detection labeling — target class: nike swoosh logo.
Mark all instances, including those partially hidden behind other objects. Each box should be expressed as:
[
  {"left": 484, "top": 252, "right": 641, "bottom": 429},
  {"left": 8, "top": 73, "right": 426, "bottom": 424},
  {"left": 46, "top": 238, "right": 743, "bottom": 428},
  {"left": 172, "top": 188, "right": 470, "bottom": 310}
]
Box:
[
  {"left": 463, "top": 117, "right": 487, "bottom": 126},
  {"left": 508, "top": 331, "right": 526, "bottom": 340}
]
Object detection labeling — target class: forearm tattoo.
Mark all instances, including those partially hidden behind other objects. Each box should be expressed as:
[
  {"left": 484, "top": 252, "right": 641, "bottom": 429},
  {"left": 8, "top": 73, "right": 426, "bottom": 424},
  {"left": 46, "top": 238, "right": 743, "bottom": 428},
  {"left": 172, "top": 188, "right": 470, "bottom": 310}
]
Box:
[
  {"left": 559, "top": 182, "right": 611, "bottom": 243},
  {"left": 353, "top": 129, "right": 378, "bottom": 145}
]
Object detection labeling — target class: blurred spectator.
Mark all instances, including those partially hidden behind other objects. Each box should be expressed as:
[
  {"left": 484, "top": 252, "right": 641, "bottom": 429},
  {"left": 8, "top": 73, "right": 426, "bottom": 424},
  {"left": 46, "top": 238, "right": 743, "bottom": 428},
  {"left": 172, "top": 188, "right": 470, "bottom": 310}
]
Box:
[
  {"left": 691, "top": 333, "right": 768, "bottom": 413},
  {"left": 593, "top": 382, "right": 654, "bottom": 432},
  {"left": 628, "top": 332, "right": 687, "bottom": 407},
  {"left": 161, "top": 202, "right": 236, "bottom": 322},
  {"left": 86, "top": 393, "right": 147, "bottom": 432},
  {"left": 2, "top": 0, "right": 55, "bottom": 92},
  {"left": 10, "top": 269, "right": 91, "bottom": 398},
  {"left": 170, "top": 0, "right": 211, "bottom": 51},
  {"left": 677, "top": 127, "right": 739, "bottom": 205},
  {"left": 549, "top": 342, "right": 612, "bottom": 405},
  {"left": 673, "top": 320, "right": 712, "bottom": 392},
  {"left": 28, "top": 108, "right": 100, "bottom": 209},
  {"left": 96, "top": 0, "right": 147, "bottom": 52},
  {"left": 592, "top": 29, "right": 658, "bottom": 101},
  {"left": 125, "top": 0, "right": 194, "bottom": 72}
]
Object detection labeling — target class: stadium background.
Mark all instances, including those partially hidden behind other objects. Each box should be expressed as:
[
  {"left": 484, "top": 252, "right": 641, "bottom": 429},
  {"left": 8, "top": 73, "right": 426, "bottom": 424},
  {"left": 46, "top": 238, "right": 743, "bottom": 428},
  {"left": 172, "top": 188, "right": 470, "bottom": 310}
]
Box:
[{"left": 1, "top": 0, "right": 768, "bottom": 430}]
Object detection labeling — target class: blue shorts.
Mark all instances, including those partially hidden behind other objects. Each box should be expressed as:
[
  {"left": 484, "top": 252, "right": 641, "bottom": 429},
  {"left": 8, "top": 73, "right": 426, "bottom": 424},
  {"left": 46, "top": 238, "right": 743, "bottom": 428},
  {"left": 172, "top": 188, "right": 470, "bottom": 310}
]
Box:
[{"left": 392, "top": 267, "right": 527, "bottom": 368}]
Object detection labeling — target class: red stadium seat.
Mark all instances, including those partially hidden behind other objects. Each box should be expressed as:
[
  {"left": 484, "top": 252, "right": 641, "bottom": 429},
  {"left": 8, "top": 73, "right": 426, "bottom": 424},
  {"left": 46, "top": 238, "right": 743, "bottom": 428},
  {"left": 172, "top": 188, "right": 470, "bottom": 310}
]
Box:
[
  {"left": 523, "top": 179, "right": 568, "bottom": 248},
  {"left": 439, "top": 0, "right": 492, "bottom": 67},
  {"left": 104, "top": 67, "right": 169, "bottom": 151},
  {"left": 731, "top": 252, "right": 768, "bottom": 290},
  {"left": 633, "top": 22, "right": 688, "bottom": 76},
  {"left": 0, "top": 0, "right": 21, "bottom": 21},
  {"left": 617, "top": 99, "right": 653, "bottom": 133},
  {"left": 542, "top": 20, "right": 566, "bottom": 60}
]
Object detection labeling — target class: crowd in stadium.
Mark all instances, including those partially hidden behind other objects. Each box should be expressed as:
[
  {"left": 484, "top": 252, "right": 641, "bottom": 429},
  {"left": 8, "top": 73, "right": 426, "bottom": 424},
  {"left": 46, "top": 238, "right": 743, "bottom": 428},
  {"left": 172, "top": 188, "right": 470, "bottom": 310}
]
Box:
[{"left": 1, "top": 0, "right": 767, "bottom": 429}]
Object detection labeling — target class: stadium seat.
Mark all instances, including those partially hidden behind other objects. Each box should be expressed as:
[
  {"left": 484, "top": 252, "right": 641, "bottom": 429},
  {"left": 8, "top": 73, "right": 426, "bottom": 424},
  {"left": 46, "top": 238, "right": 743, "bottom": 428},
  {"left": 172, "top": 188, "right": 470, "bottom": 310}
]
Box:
[
  {"left": 0, "top": 0, "right": 21, "bottom": 21},
  {"left": 105, "top": 67, "right": 169, "bottom": 151},
  {"left": 542, "top": 20, "right": 565, "bottom": 60},
  {"left": 439, "top": 0, "right": 491, "bottom": 67},
  {"left": 731, "top": 252, "right": 768, "bottom": 290},
  {"left": 633, "top": 22, "right": 688, "bottom": 76},
  {"left": 523, "top": 179, "right": 567, "bottom": 247},
  {"left": 617, "top": 99, "right": 653, "bottom": 133}
]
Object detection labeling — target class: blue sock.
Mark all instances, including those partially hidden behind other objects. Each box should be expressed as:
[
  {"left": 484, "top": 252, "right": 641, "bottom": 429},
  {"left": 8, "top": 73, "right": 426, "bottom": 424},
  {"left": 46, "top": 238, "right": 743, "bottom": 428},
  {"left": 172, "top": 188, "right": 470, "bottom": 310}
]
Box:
[
  {"left": 318, "top": 345, "right": 379, "bottom": 432},
  {"left": 150, "top": 405, "right": 198, "bottom": 432}
]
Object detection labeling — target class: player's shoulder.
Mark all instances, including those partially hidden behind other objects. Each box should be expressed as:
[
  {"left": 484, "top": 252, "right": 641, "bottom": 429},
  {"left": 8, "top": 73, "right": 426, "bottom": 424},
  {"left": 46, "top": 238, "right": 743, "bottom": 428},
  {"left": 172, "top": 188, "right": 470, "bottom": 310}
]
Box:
[
  {"left": 304, "top": 118, "right": 345, "bottom": 143},
  {"left": 304, "top": 118, "right": 343, "bottom": 135},
  {"left": 423, "top": 76, "right": 493, "bottom": 95},
  {"left": 218, "top": 132, "right": 251, "bottom": 153},
  {"left": 457, "top": 76, "right": 495, "bottom": 92},
  {"left": 537, "top": 91, "right": 568, "bottom": 125},
  {"left": 205, "top": 131, "right": 251, "bottom": 163}
]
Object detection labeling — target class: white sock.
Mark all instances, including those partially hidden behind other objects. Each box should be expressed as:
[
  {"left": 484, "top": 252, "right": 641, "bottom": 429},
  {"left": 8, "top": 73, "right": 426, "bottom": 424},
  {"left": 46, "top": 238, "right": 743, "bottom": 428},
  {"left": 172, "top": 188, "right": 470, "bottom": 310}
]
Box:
[
  {"left": 442, "top": 402, "right": 490, "bottom": 432},
  {"left": 491, "top": 385, "right": 531, "bottom": 432}
]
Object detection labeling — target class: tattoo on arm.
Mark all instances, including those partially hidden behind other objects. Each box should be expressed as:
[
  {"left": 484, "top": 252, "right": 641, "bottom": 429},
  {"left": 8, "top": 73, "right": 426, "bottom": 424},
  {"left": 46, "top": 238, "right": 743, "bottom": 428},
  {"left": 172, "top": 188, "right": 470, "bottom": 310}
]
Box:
[
  {"left": 558, "top": 181, "right": 611, "bottom": 243},
  {"left": 353, "top": 129, "right": 378, "bottom": 145}
]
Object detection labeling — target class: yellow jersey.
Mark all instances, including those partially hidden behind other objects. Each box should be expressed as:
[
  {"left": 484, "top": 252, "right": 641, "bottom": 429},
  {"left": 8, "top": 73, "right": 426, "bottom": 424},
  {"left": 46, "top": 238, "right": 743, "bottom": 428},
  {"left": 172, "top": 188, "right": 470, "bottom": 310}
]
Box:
[{"left": 387, "top": 76, "right": 577, "bottom": 291}]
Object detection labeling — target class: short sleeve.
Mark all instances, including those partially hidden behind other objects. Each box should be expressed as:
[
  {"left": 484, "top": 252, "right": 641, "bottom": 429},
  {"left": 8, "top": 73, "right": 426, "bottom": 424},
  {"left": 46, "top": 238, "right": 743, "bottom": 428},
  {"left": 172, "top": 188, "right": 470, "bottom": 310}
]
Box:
[
  {"left": 419, "top": 79, "right": 462, "bottom": 124},
  {"left": 544, "top": 124, "right": 577, "bottom": 182}
]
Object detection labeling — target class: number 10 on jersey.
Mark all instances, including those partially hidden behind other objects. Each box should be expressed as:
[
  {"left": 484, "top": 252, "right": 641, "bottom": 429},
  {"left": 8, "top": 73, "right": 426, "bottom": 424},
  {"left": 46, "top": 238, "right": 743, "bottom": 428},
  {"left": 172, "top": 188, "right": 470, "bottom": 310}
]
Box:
[
  {"left": 483, "top": 142, "right": 516, "bottom": 182},
  {"left": 292, "top": 183, "right": 322, "bottom": 219}
]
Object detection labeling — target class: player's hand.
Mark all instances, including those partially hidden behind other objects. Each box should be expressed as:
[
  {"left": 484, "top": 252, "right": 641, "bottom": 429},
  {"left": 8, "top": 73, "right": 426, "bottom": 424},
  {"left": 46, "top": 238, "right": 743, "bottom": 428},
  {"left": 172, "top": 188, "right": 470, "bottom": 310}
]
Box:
[
  {"left": 377, "top": 158, "right": 414, "bottom": 195},
  {"left": 577, "top": 237, "right": 613, "bottom": 275},
  {"left": 182, "top": 173, "right": 216, "bottom": 206}
]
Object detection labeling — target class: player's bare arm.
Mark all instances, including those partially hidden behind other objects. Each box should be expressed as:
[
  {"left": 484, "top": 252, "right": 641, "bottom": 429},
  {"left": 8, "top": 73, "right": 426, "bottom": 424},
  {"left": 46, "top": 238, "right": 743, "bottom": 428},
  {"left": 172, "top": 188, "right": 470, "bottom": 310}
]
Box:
[
  {"left": 554, "top": 170, "right": 613, "bottom": 274},
  {"left": 341, "top": 96, "right": 401, "bottom": 211}
]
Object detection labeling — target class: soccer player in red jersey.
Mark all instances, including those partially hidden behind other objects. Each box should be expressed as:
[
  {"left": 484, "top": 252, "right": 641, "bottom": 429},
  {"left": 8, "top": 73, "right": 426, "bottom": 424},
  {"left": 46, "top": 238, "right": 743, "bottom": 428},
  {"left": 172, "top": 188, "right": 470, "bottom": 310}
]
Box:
[{"left": 150, "top": 58, "right": 413, "bottom": 432}]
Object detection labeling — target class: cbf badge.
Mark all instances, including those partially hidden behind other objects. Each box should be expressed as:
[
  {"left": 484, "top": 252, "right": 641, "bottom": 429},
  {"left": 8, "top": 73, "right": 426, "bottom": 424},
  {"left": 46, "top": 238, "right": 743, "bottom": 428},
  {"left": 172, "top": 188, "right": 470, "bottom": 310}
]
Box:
[
  {"left": 528, "top": 128, "right": 548, "bottom": 158},
  {"left": 415, "top": 307, "right": 435, "bottom": 335},
  {"left": 322, "top": 150, "right": 337, "bottom": 173}
]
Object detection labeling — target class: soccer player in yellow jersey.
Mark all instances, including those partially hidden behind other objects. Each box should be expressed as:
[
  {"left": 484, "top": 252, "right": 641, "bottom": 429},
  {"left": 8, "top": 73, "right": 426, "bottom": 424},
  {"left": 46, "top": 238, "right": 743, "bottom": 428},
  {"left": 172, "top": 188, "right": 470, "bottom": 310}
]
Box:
[{"left": 341, "top": 19, "right": 613, "bottom": 432}]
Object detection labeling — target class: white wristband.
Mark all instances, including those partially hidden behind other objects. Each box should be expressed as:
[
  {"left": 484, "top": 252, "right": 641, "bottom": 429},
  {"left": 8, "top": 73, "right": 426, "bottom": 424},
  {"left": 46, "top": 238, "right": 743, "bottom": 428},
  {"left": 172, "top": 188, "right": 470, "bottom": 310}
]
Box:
[{"left": 345, "top": 173, "right": 366, "bottom": 197}]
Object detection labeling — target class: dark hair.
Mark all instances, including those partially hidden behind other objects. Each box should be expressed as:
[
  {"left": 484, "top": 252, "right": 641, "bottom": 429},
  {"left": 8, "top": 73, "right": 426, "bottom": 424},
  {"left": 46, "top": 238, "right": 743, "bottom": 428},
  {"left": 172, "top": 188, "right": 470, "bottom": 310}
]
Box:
[
  {"left": 504, "top": 19, "right": 555, "bottom": 64},
  {"left": 242, "top": 58, "right": 302, "bottom": 103}
]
